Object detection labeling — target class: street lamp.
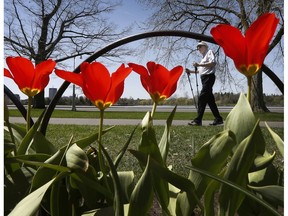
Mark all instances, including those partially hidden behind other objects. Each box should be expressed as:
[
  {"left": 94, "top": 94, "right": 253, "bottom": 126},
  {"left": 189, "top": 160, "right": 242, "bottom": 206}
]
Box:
[{"left": 72, "top": 56, "right": 76, "bottom": 111}]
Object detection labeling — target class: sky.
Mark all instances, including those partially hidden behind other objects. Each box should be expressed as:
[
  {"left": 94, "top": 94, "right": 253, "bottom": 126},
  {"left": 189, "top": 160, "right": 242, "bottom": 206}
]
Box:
[{"left": 3, "top": 0, "right": 284, "bottom": 100}]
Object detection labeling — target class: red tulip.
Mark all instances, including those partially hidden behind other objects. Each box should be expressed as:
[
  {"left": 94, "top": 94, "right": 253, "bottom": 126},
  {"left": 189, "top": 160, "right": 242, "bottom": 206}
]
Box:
[
  {"left": 210, "top": 13, "right": 279, "bottom": 77},
  {"left": 4, "top": 56, "right": 56, "bottom": 97},
  {"left": 55, "top": 62, "right": 132, "bottom": 110},
  {"left": 128, "top": 62, "right": 183, "bottom": 103}
]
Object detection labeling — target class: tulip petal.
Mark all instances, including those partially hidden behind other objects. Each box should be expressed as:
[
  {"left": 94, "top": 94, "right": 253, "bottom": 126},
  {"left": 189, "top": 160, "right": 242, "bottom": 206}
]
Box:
[
  {"left": 55, "top": 69, "right": 84, "bottom": 87},
  {"left": 34, "top": 59, "right": 56, "bottom": 90},
  {"left": 6, "top": 56, "right": 35, "bottom": 89},
  {"left": 105, "top": 64, "right": 132, "bottom": 104},
  {"left": 81, "top": 62, "right": 111, "bottom": 103},
  {"left": 211, "top": 25, "right": 247, "bottom": 70},
  {"left": 162, "top": 65, "right": 183, "bottom": 98},
  {"left": 246, "top": 13, "right": 279, "bottom": 68},
  {"left": 128, "top": 63, "right": 150, "bottom": 93},
  {"left": 149, "top": 63, "right": 170, "bottom": 95},
  {"left": 4, "top": 68, "right": 13, "bottom": 79}
]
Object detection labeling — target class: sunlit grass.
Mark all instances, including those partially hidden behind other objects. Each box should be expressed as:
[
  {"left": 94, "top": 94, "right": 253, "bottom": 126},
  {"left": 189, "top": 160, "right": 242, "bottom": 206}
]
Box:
[{"left": 7, "top": 108, "right": 284, "bottom": 121}]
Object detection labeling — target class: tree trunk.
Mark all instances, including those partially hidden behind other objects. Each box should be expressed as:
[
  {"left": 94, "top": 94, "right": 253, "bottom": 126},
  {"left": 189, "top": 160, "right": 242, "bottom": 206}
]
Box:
[
  {"left": 33, "top": 91, "right": 46, "bottom": 109},
  {"left": 250, "top": 71, "right": 269, "bottom": 112}
]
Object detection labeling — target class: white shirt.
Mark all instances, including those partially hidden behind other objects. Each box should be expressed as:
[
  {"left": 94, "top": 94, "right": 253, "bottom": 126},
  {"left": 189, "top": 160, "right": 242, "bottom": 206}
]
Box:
[{"left": 198, "top": 49, "right": 216, "bottom": 75}]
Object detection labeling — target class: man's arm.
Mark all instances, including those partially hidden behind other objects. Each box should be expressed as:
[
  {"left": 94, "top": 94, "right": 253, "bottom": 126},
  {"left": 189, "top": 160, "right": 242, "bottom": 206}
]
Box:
[{"left": 185, "top": 68, "right": 197, "bottom": 74}]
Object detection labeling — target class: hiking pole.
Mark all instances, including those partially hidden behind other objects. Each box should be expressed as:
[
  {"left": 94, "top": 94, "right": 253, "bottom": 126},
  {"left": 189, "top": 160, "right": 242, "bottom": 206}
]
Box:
[
  {"left": 186, "top": 70, "right": 198, "bottom": 109},
  {"left": 194, "top": 66, "right": 200, "bottom": 98}
]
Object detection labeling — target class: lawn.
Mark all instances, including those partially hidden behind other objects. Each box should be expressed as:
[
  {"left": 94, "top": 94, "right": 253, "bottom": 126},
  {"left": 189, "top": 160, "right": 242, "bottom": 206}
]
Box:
[{"left": 7, "top": 108, "right": 284, "bottom": 121}]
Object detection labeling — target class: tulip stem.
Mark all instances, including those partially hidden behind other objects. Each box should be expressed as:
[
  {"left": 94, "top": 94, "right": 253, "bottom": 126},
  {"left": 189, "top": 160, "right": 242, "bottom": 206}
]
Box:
[
  {"left": 247, "top": 76, "right": 252, "bottom": 104},
  {"left": 26, "top": 96, "right": 32, "bottom": 132},
  {"left": 151, "top": 102, "right": 157, "bottom": 118},
  {"left": 97, "top": 109, "right": 110, "bottom": 191}
]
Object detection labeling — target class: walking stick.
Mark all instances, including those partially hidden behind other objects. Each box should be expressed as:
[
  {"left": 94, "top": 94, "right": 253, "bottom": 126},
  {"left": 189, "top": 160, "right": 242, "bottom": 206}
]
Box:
[
  {"left": 194, "top": 66, "right": 200, "bottom": 98},
  {"left": 186, "top": 70, "right": 198, "bottom": 109}
]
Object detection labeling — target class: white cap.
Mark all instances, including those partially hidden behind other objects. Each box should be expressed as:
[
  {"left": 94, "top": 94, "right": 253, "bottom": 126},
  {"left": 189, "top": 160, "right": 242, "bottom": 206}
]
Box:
[{"left": 197, "top": 41, "right": 208, "bottom": 48}]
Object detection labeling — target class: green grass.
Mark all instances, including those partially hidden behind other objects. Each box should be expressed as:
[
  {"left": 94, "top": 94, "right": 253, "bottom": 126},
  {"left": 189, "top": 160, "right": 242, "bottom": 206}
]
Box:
[{"left": 7, "top": 108, "right": 284, "bottom": 121}]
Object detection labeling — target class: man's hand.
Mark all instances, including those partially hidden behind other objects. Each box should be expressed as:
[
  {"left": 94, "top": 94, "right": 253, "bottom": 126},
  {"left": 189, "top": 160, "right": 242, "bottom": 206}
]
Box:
[
  {"left": 185, "top": 68, "right": 193, "bottom": 74},
  {"left": 185, "top": 68, "right": 196, "bottom": 74}
]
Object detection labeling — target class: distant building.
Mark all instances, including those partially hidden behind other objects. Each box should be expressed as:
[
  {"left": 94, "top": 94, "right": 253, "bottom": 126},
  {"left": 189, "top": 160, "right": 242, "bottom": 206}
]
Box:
[{"left": 49, "top": 88, "right": 57, "bottom": 100}]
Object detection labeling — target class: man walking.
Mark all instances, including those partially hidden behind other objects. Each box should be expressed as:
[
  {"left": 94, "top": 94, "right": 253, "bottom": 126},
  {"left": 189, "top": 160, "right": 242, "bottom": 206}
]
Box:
[{"left": 186, "top": 41, "right": 223, "bottom": 126}]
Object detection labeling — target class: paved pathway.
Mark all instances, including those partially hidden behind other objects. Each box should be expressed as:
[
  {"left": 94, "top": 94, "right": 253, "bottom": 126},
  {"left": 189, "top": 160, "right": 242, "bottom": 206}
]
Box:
[{"left": 9, "top": 117, "right": 284, "bottom": 128}]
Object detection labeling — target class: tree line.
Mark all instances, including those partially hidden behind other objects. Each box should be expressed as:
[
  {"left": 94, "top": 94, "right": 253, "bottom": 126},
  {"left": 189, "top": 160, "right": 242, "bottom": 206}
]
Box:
[{"left": 8, "top": 92, "right": 283, "bottom": 107}]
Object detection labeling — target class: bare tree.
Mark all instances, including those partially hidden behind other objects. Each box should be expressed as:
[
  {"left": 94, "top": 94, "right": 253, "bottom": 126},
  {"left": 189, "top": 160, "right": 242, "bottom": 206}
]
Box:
[
  {"left": 138, "top": 0, "right": 284, "bottom": 111},
  {"left": 4, "top": 0, "right": 129, "bottom": 108}
]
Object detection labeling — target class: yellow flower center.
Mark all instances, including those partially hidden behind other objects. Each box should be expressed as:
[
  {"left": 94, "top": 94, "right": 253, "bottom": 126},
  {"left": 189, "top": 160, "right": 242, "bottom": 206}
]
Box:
[
  {"left": 238, "top": 64, "right": 260, "bottom": 77},
  {"left": 94, "top": 100, "right": 112, "bottom": 110},
  {"left": 21, "top": 87, "right": 40, "bottom": 97},
  {"left": 151, "top": 92, "right": 167, "bottom": 103}
]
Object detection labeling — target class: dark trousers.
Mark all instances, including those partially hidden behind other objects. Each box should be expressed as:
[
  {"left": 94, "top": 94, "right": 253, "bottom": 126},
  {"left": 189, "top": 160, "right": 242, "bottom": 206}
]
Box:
[{"left": 195, "top": 74, "right": 222, "bottom": 122}]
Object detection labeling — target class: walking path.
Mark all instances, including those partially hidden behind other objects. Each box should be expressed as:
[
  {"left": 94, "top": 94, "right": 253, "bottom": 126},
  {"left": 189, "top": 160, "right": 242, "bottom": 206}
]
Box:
[{"left": 9, "top": 117, "right": 284, "bottom": 128}]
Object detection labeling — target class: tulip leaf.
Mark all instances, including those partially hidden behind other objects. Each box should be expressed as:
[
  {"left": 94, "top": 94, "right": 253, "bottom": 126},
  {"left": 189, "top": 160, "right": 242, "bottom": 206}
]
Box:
[
  {"left": 178, "top": 129, "right": 235, "bottom": 212},
  {"left": 265, "top": 122, "right": 284, "bottom": 157},
  {"left": 99, "top": 143, "right": 124, "bottom": 216},
  {"left": 50, "top": 179, "right": 71, "bottom": 216},
  {"left": 224, "top": 93, "right": 256, "bottom": 147},
  {"left": 9, "top": 172, "right": 67, "bottom": 216},
  {"left": 219, "top": 120, "right": 260, "bottom": 216},
  {"left": 248, "top": 185, "right": 284, "bottom": 207},
  {"left": 188, "top": 166, "right": 281, "bottom": 216},
  {"left": 75, "top": 126, "right": 114, "bottom": 149},
  {"left": 158, "top": 105, "right": 177, "bottom": 163},
  {"left": 128, "top": 155, "right": 153, "bottom": 216},
  {"left": 129, "top": 149, "right": 202, "bottom": 212},
  {"left": 117, "top": 171, "right": 135, "bottom": 203},
  {"left": 5, "top": 153, "right": 51, "bottom": 164},
  {"left": 66, "top": 143, "right": 89, "bottom": 172},
  {"left": 30, "top": 131, "right": 57, "bottom": 154},
  {"left": 70, "top": 171, "right": 113, "bottom": 202},
  {"left": 139, "top": 111, "right": 170, "bottom": 212},
  {"left": 251, "top": 151, "right": 276, "bottom": 172},
  {"left": 17, "top": 110, "right": 45, "bottom": 155},
  {"left": 114, "top": 125, "right": 138, "bottom": 169},
  {"left": 248, "top": 165, "right": 279, "bottom": 187}
]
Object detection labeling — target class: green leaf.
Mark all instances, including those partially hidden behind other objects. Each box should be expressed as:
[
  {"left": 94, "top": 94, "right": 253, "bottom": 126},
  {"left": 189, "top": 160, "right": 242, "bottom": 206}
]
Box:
[
  {"left": 75, "top": 126, "right": 114, "bottom": 149},
  {"left": 219, "top": 120, "right": 260, "bottom": 215},
  {"left": 70, "top": 171, "right": 113, "bottom": 202},
  {"left": 118, "top": 171, "right": 135, "bottom": 203},
  {"left": 248, "top": 165, "right": 279, "bottom": 187},
  {"left": 17, "top": 110, "right": 45, "bottom": 155},
  {"left": 139, "top": 112, "right": 170, "bottom": 212},
  {"left": 179, "top": 129, "right": 235, "bottom": 213},
  {"left": 9, "top": 172, "right": 67, "bottom": 216},
  {"left": 50, "top": 179, "right": 71, "bottom": 216},
  {"left": 158, "top": 105, "right": 177, "bottom": 163},
  {"left": 114, "top": 126, "right": 137, "bottom": 169},
  {"left": 188, "top": 166, "right": 281, "bottom": 216},
  {"left": 248, "top": 185, "right": 284, "bottom": 207},
  {"left": 251, "top": 151, "right": 276, "bottom": 171},
  {"left": 100, "top": 143, "right": 124, "bottom": 216},
  {"left": 265, "top": 122, "right": 284, "bottom": 157},
  {"left": 224, "top": 93, "right": 256, "bottom": 147},
  {"left": 31, "top": 131, "right": 57, "bottom": 154},
  {"left": 5, "top": 153, "right": 51, "bottom": 164},
  {"left": 128, "top": 155, "right": 153, "bottom": 216},
  {"left": 66, "top": 143, "right": 89, "bottom": 172},
  {"left": 130, "top": 149, "right": 202, "bottom": 214}
]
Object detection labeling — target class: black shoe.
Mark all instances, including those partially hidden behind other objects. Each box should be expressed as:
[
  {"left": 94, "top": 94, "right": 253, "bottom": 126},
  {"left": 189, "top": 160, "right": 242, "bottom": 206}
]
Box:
[
  {"left": 188, "top": 120, "right": 202, "bottom": 126},
  {"left": 209, "top": 119, "right": 224, "bottom": 126}
]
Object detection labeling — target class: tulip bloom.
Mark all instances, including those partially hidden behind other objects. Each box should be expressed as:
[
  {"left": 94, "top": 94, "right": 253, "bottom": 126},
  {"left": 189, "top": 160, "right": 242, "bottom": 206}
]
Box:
[
  {"left": 4, "top": 56, "right": 56, "bottom": 97},
  {"left": 55, "top": 62, "right": 132, "bottom": 110},
  {"left": 128, "top": 62, "right": 183, "bottom": 103},
  {"left": 210, "top": 13, "right": 279, "bottom": 77}
]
